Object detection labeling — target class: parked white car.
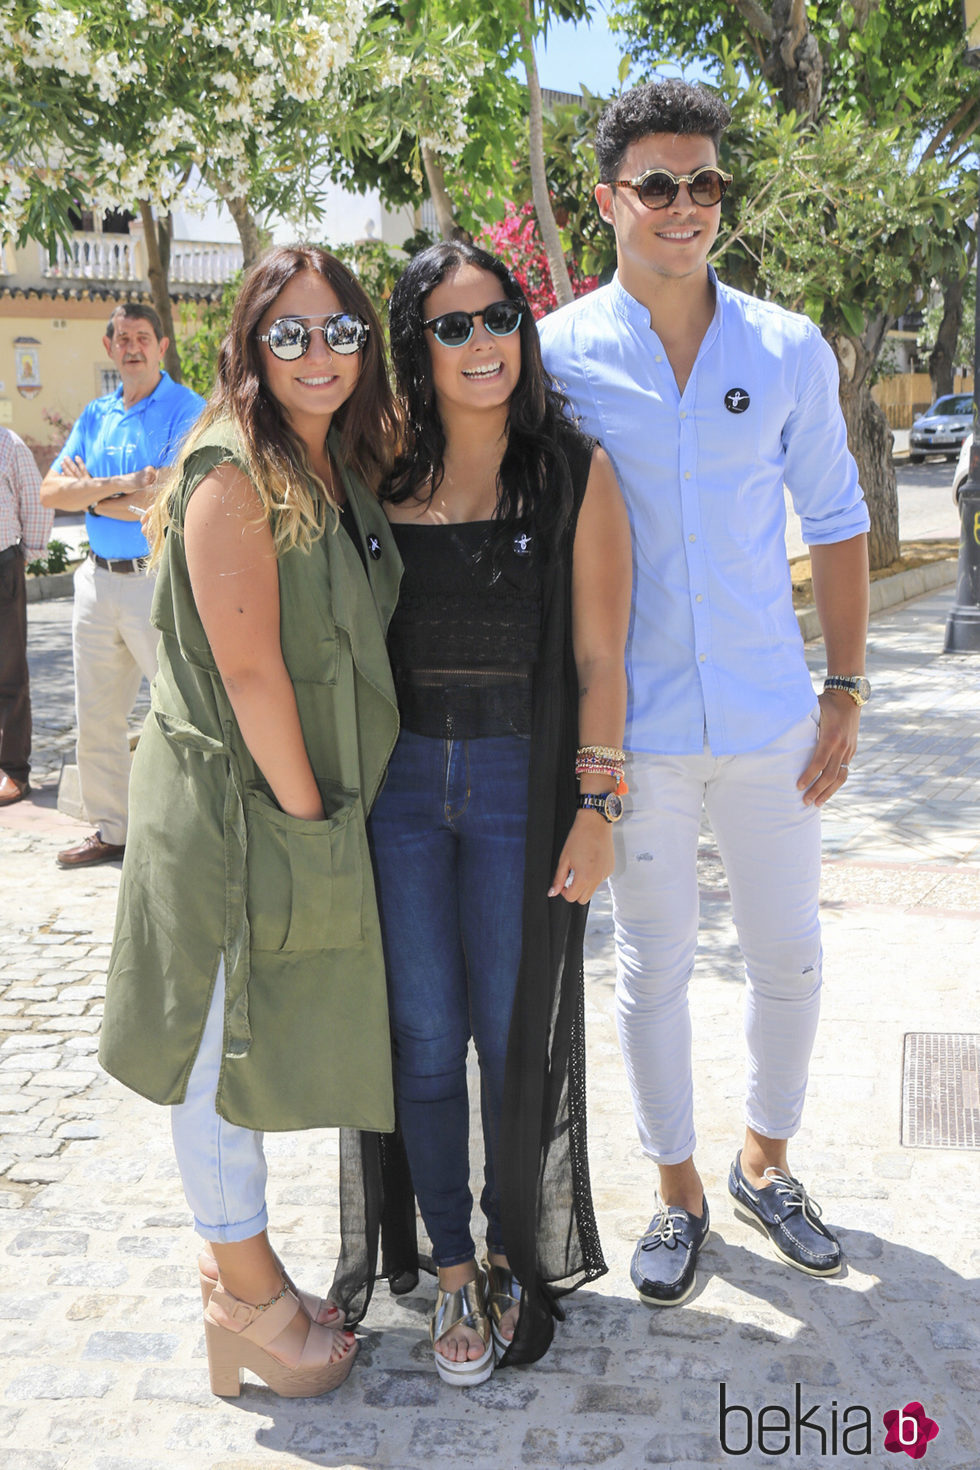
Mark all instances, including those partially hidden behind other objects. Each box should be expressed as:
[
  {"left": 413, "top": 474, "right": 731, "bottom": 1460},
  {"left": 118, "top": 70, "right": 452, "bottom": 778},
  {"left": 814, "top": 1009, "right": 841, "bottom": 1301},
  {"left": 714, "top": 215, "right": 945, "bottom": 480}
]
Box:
[
  {"left": 952, "top": 433, "right": 972, "bottom": 506},
  {"left": 909, "top": 393, "right": 973, "bottom": 463}
]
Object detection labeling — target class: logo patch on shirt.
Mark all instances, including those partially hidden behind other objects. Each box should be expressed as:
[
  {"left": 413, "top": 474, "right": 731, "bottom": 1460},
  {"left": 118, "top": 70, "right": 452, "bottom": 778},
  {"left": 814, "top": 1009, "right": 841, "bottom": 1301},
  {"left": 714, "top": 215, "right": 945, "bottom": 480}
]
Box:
[
  {"left": 724, "top": 387, "right": 750, "bottom": 414},
  {"left": 367, "top": 533, "right": 382, "bottom": 560},
  {"left": 513, "top": 532, "right": 532, "bottom": 557}
]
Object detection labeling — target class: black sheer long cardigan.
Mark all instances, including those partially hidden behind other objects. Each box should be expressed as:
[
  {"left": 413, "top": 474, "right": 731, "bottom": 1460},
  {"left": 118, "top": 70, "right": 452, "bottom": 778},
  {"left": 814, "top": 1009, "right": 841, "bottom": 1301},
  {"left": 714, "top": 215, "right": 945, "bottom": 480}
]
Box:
[{"left": 330, "top": 423, "right": 608, "bottom": 1365}]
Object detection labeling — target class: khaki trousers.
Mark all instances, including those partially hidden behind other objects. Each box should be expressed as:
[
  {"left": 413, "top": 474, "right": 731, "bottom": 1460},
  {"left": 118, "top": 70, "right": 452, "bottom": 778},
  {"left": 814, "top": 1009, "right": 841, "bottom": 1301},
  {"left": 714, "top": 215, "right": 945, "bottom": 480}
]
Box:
[{"left": 72, "top": 556, "right": 160, "bottom": 846}]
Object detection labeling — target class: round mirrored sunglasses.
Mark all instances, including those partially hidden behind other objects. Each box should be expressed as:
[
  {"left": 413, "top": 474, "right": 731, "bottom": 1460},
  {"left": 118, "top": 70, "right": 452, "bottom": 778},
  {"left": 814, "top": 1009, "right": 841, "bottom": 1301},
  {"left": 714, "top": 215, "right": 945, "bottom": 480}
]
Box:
[
  {"left": 422, "top": 299, "right": 523, "bottom": 349},
  {"left": 257, "top": 313, "right": 369, "bottom": 360},
  {"left": 608, "top": 165, "right": 732, "bottom": 211}
]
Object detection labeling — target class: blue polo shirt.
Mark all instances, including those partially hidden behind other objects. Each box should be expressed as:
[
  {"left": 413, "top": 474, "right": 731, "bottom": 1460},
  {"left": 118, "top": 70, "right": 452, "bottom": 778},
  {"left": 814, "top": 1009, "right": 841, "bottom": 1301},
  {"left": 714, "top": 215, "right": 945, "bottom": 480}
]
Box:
[
  {"left": 53, "top": 371, "right": 205, "bottom": 560},
  {"left": 539, "top": 271, "right": 869, "bottom": 756}
]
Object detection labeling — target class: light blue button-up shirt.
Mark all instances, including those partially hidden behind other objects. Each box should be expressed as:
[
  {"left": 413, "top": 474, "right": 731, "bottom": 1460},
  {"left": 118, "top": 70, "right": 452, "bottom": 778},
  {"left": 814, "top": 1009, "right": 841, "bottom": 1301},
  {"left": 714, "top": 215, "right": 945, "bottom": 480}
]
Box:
[
  {"left": 539, "top": 272, "right": 869, "bottom": 756},
  {"left": 53, "top": 371, "right": 204, "bottom": 561}
]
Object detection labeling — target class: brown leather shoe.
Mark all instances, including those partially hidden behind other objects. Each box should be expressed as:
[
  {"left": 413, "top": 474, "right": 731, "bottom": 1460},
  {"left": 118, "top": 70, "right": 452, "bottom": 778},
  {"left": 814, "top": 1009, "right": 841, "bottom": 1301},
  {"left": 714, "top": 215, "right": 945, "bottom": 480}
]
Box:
[
  {"left": 0, "top": 774, "right": 29, "bottom": 807},
  {"left": 57, "top": 832, "right": 126, "bottom": 868}
]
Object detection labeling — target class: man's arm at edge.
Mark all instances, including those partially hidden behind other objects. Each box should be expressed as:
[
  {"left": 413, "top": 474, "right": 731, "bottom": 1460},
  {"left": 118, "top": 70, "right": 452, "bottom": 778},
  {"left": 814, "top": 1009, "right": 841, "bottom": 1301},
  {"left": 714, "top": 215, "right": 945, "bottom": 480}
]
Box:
[{"left": 796, "top": 532, "right": 870, "bottom": 807}]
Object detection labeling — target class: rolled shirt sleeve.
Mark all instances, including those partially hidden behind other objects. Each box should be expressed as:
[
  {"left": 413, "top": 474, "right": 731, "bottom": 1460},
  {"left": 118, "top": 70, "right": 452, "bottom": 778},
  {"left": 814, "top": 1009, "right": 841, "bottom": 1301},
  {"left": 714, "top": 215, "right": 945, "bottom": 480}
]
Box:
[{"left": 784, "top": 326, "right": 870, "bottom": 546}]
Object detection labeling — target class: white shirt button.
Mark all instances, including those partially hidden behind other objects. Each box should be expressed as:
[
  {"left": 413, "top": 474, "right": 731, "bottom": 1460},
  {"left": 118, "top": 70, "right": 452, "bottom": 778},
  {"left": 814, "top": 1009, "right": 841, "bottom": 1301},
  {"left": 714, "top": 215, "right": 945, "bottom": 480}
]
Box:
[
  {"left": 689, "top": 533, "right": 696, "bottom": 543},
  {"left": 679, "top": 411, "right": 687, "bottom": 420},
  {"left": 696, "top": 594, "right": 703, "bottom": 603},
  {"left": 699, "top": 654, "right": 706, "bottom": 662},
  {"left": 684, "top": 471, "right": 691, "bottom": 480}
]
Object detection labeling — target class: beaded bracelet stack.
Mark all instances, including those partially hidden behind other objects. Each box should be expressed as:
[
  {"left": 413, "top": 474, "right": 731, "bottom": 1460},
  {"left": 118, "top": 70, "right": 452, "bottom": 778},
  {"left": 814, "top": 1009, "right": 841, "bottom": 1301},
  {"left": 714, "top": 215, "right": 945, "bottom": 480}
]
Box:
[{"left": 576, "top": 743, "right": 628, "bottom": 794}]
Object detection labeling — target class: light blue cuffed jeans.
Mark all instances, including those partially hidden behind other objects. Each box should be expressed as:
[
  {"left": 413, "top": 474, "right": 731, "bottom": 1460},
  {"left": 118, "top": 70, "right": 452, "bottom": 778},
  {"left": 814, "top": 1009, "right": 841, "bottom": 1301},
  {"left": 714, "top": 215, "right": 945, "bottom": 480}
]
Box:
[{"left": 170, "top": 957, "right": 270, "bottom": 1242}]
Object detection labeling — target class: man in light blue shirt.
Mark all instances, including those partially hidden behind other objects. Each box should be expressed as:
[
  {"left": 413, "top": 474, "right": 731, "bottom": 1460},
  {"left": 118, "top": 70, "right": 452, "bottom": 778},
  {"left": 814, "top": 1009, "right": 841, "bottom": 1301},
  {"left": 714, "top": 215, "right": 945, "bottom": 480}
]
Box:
[
  {"left": 540, "top": 79, "right": 870, "bottom": 1306},
  {"left": 41, "top": 304, "right": 204, "bottom": 867}
]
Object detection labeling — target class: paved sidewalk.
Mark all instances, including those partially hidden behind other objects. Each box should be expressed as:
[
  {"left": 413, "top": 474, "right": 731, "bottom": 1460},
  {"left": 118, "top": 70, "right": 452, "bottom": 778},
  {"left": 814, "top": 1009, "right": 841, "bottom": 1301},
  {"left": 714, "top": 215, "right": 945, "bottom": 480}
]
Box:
[{"left": 1, "top": 588, "right": 978, "bottom": 1470}]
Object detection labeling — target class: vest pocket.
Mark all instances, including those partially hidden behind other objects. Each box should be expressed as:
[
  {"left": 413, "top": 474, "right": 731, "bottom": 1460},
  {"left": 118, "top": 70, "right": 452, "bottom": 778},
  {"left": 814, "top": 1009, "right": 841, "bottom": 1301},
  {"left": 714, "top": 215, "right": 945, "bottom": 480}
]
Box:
[{"left": 244, "top": 781, "right": 364, "bottom": 952}]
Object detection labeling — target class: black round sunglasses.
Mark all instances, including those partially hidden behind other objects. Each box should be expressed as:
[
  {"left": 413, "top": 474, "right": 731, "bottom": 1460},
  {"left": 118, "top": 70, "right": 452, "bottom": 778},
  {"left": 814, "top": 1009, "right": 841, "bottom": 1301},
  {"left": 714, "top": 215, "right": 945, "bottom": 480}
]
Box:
[{"left": 422, "top": 299, "right": 524, "bottom": 349}]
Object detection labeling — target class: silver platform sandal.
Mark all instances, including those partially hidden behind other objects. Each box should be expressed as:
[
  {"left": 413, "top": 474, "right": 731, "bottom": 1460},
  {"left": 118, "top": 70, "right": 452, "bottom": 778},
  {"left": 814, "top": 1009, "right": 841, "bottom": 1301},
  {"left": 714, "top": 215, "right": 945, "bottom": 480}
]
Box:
[
  {"left": 429, "top": 1267, "right": 494, "bottom": 1386},
  {"left": 485, "top": 1259, "right": 523, "bottom": 1357}
]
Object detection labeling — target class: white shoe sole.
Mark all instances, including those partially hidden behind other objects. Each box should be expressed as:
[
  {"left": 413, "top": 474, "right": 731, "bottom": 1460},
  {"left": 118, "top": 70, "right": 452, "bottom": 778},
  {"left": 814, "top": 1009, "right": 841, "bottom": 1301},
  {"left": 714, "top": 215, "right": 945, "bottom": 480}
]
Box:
[
  {"left": 433, "top": 1339, "right": 494, "bottom": 1386},
  {"left": 633, "top": 1228, "right": 710, "bottom": 1306},
  {"left": 732, "top": 1200, "right": 842, "bottom": 1276}
]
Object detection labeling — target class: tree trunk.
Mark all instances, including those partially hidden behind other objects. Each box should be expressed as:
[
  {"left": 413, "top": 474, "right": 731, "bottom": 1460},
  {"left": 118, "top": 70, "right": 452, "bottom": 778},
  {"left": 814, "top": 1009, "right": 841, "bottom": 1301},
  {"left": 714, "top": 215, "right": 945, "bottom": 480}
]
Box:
[
  {"left": 421, "top": 145, "right": 459, "bottom": 242},
  {"left": 828, "top": 326, "right": 899, "bottom": 571},
  {"left": 138, "top": 200, "right": 182, "bottom": 382},
  {"left": 764, "top": 0, "right": 823, "bottom": 124},
  {"left": 223, "top": 195, "right": 265, "bottom": 270},
  {"left": 928, "top": 271, "right": 966, "bottom": 400},
  {"left": 519, "top": 3, "right": 573, "bottom": 309}
]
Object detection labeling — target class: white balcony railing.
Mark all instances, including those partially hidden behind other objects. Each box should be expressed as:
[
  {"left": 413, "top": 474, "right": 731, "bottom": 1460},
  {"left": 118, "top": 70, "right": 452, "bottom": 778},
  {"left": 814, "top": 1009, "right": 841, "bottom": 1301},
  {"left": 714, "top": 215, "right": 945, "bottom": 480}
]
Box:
[
  {"left": 169, "top": 243, "right": 243, "bottom": 285},
  {"left": 37, "top": 233, "right": 243, "bottom": 287},
  {"left": 41, "top": 233, "right": 139, "bottom": 281}
]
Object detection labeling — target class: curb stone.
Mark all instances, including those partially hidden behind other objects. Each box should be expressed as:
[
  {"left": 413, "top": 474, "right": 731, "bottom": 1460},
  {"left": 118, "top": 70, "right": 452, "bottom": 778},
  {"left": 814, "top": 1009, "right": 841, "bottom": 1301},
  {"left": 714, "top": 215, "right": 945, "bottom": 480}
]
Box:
[
  {"left": 797, "top": 556, "right": 956, "bottom": 641},
  {"left": 26, "top": 571, "right": 75, "bottom": 604}
]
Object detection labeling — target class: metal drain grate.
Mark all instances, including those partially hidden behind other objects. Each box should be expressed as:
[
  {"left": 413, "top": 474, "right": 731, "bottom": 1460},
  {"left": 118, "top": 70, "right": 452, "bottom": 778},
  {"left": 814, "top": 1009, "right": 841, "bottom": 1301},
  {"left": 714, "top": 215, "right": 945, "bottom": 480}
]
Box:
[{"left": 902, "top": 1034, "right": 980, "bottom": 1149}]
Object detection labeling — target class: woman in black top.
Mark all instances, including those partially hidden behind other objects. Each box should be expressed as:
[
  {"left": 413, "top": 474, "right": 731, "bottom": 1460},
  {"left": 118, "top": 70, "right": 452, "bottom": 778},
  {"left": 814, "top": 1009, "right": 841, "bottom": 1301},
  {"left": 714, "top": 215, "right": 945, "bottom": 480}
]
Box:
[{"left": 348, "top": 242, "right": 630, "bottom": 1381}]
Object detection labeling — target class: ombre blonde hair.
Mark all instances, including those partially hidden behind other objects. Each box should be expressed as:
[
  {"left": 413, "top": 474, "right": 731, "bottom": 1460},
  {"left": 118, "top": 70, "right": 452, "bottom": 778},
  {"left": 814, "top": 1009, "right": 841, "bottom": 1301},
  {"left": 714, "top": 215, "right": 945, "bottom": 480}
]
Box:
[{"left": 147, "top": 245, "right": 397, "bottom": 565}]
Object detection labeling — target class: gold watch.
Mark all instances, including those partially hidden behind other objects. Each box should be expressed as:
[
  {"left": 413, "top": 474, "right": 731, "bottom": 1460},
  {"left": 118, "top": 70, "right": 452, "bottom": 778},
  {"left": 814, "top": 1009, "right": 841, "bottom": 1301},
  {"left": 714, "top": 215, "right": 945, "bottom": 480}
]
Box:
[{"left": 823, "top": 675, "right": 870, "bottom": 707}]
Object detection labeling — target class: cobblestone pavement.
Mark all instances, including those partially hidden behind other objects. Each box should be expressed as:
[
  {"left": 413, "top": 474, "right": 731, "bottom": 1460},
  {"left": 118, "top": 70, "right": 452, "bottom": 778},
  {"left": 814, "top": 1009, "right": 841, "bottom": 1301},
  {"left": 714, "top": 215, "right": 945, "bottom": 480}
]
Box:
[{"left": 1, "top": 589, "right": 978, "bottom": 1470}]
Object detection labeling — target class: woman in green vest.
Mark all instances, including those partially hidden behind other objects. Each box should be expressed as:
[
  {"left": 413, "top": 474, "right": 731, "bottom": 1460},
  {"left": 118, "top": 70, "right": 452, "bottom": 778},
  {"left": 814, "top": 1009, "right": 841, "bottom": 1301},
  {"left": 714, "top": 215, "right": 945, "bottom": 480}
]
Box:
[{"left": 100, "top": 246, "right": 401, "bottom": 1399}]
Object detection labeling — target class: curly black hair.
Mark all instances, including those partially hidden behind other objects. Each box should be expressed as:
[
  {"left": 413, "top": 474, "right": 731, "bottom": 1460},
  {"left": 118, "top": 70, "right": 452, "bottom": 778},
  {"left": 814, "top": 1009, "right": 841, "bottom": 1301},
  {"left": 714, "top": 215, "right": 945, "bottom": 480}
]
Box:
[
  {"left": 595, "top": 79, "right": 731, "bottom": 181},
  {"left": 386, "top": 241, "right": 575, "bottom": 560}
]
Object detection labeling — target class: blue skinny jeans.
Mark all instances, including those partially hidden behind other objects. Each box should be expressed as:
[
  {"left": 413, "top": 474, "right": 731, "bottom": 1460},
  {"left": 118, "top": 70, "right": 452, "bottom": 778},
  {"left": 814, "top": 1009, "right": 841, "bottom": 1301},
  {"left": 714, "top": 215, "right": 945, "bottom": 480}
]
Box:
[{"left": 369, "top": 729, "right": 529, "bottom": 1268}]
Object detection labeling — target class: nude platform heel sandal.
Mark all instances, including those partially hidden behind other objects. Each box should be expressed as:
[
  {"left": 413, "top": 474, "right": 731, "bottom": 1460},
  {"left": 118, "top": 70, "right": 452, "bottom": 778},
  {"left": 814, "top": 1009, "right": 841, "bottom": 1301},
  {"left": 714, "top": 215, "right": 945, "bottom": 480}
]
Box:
[
  {"left": 204, "top": 1283, "right": 357, "bottom": 1398},
  {"left": 197, "top": 1246, "right": 344, "bottom": 1325}
]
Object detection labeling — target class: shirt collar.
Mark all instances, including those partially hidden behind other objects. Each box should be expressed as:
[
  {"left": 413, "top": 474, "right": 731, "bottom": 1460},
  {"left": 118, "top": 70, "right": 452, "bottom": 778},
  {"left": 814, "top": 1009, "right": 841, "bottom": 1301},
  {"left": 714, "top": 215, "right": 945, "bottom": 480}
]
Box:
[
  {"left": 113, "top": 369, "right": 169, "bottom": 413},
  {"left": 609, "top": 266, "right": 725, "bottom": 352}
]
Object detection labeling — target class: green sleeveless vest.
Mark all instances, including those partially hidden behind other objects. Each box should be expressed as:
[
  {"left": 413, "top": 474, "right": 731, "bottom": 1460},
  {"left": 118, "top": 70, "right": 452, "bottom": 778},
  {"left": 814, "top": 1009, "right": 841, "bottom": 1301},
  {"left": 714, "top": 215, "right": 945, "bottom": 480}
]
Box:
[{"left": 100, "top": 421, "right": 401, "bottom": 1131}]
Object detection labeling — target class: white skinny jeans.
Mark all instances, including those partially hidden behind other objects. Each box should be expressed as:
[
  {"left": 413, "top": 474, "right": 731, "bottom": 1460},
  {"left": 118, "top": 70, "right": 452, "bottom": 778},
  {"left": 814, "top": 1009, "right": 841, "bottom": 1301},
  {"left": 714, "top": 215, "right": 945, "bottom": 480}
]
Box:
[
  {"left": 610, "top": 710, "right": 823, "bottom": 1165},
  {"left": 170, "top": 959, "right": 269, "bottom": 1242}
]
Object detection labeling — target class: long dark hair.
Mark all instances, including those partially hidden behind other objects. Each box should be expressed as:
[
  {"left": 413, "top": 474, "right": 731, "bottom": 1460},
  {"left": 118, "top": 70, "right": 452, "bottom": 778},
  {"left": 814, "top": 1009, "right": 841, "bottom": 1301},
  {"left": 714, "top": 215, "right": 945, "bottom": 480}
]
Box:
[{"left": 386, "top": 241, "right": 574, "bottom": 557}]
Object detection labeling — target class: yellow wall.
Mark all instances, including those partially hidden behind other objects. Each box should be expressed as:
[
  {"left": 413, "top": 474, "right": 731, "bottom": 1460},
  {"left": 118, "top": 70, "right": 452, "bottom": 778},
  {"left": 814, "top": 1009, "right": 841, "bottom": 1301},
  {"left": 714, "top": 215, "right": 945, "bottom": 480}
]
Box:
[
  {"left": 0, "top": 298, "right": 125, "bottom": 455},
  {"left": 872, "top": 371, "right": 973, "bottom": 430}
]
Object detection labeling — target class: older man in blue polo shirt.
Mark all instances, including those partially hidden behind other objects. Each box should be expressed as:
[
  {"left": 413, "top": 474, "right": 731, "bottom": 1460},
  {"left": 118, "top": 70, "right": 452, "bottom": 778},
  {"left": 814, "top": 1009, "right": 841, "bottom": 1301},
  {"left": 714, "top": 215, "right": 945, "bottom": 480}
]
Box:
[
  {"left": 40, "top": 303, "right": 204, "bottom": 868},
  {"left": 540, "top": 80, "right": 870, "bottom": 1305}
]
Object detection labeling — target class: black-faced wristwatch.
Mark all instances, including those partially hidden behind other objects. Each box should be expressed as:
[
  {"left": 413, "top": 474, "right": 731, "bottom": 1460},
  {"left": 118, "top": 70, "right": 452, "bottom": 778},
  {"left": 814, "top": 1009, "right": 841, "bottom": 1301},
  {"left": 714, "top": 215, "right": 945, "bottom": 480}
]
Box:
[
  {"left": 577, "top": 792, "right": 624, "bottom": 823},
  {"left": 823, "top": 675, "right": 871, "bottom": 707}
]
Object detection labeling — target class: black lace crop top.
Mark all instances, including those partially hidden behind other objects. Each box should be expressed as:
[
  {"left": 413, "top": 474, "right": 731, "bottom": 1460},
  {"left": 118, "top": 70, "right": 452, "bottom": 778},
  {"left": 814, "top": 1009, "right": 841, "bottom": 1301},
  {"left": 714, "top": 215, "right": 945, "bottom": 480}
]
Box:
[{"left": 387, "top": 519, "right": 543, "bottom": 738}]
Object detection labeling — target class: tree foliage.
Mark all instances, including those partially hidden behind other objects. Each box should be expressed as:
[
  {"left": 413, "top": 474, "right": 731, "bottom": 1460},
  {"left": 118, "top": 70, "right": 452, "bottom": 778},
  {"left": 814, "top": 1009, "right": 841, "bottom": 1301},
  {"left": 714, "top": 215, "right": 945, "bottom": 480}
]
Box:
[
  {"left": 0, "top": 0, "right": 376, "bottom": 247},
  {"left": 0, "top": 0, "right": 494, "bottom": 378}
]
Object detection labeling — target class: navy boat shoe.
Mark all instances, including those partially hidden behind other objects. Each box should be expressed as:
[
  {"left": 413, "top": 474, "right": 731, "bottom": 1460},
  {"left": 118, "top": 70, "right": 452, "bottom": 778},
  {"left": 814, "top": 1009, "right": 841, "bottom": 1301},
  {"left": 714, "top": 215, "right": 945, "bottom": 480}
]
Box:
[
  {"left": 728, "top": 1151, "right": 842, "bottom": 1277},
  {"left": 629, "top": 1196, "right": 710, "bottom": 1306}
]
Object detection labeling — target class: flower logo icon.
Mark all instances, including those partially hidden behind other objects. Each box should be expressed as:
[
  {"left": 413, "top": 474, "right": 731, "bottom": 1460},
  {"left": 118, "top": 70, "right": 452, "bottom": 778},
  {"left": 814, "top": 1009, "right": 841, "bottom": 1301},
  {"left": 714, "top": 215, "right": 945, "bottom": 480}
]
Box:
[{"left": 883, "top": 1402, "right": 939, "bottom": 1458}]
